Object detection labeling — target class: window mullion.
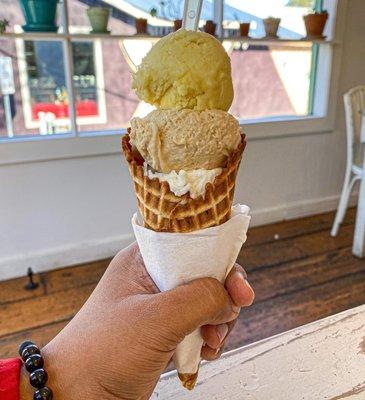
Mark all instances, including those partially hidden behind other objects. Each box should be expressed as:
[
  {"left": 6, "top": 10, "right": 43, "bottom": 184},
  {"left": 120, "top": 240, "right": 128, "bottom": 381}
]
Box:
[
  {"left": 213, "top": 0, "right": 224, "bottom": 38},
  {"left": 308, "top": 0, "right": 324, "bottom": 114},
  {"left": 60, "top": 0, "right": 78, "bottom": 135}
]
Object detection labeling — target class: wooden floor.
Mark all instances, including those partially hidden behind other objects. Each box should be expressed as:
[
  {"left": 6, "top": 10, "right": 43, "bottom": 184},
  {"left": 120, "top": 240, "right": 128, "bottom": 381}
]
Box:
[{"left": 1, "top": 209, "right": 364, "bottom": 359}]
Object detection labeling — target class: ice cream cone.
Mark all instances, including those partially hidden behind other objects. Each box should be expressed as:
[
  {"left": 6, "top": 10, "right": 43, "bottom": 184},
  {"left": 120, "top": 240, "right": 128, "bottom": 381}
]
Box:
[
  {"left": 123, "top": 130, "right": 248, "bottom": 389},
  {"left": 178, "top": 372, "right": 199, "bottom": 390},
  {"left": 122, "top": 131, "right": 246, "bottom": 233}
]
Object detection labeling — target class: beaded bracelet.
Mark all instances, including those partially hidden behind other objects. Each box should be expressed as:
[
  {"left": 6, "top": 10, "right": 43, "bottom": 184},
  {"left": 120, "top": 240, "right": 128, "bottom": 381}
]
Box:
[{"left": 19, "top": 341, "right": 53, "bottom": 400}]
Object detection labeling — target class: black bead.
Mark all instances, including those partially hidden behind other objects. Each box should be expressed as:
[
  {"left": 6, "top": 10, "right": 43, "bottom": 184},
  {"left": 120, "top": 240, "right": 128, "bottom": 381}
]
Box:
[
  {"left": 33, "top": 386, "right": 53, "bottom": 400},
  {"left": 19, "top": 341, "right": 35, "bottom": 358},
  {"left": 21, "top": 344, "right": 40, "bottom": 361},
  {"left": 29, "top": 368, "right": 48, "bottom": 388},
  {"left": 25, "top": 354, "right": 44, "bottom": 373}
]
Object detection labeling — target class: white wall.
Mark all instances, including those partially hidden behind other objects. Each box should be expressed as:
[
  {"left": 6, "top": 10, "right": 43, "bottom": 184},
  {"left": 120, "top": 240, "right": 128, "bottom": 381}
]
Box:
[{"left": 1, "top": 0, "right": 364, "bottom": 281}]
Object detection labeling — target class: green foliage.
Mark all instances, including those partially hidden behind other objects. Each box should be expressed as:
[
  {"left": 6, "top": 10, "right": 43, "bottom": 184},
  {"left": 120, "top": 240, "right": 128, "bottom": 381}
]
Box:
[
  {"left": 0, "top": 19, "right": 9, "bottom": 34},
  {"left": 149, "top": 7, "right": 157, "bottom": 17},
  {"left": 286, "top": 0, "right": 314, "bottom": 7},
  {"left": 149, "top": 0, "right": 181, "bottom": 20}
]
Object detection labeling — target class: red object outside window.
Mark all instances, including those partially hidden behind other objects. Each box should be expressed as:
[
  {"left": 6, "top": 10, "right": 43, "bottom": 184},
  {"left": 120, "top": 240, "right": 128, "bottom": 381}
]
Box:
[{"left": 31, "top": 100, "right": 98, "bottom": 120}]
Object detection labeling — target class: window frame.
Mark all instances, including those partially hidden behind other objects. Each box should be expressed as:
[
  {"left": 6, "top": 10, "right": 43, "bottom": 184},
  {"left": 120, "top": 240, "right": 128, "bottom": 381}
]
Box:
[
  {"left": 14, "top": 24, "right": 107, "bottom": 131},
  {"left": 0, "top": 0, "right": 345, "bottom": 166}
]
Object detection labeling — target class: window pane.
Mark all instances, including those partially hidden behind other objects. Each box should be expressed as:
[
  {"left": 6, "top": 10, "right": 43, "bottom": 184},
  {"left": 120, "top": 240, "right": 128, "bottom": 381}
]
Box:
[
  {"left": 0, "top": 0, "right": 31, "bottom": 32},
  {"left": 230, "top": 43, "right": 312, "bottom": 119},
  {"left": 0, "top": 0, "right": 62, "bottom": 33},
  {"left": 0, "top": 38, "right": 72, "bottom": 138},
  {"left": 68, "top": 0, "right": 134, "bottom": 35},
  {"left": 224, "top": 0, "right": 318, "bottom": 119},
  {"left": 75, "top": 38, "right": 139, "bottom": 132},
  {"left": 223, "top": 0, "right": 318, "bottom": 38},
  {"left": 72, "top": 41, "right": 99, "bottom": 121},
  {"left": 68, "top": 0, "right": 212, "bottom": 36}
]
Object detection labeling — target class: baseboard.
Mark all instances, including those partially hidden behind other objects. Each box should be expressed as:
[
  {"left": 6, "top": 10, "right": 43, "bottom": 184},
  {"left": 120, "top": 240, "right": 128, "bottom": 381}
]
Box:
[
  {"left": 249, "top": 192, "right": 358, "bottom": 227},
  {"left": 0, "top": 234, "right": 134, "bottom": 282},
  {"left": 0, "top": 192, "right": 359, "bottom": 282}
]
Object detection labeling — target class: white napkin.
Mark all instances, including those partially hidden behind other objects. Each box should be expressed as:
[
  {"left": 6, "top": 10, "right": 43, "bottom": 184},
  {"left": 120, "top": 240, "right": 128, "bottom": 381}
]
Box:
[{"left": 132, "top": 204, "right": 251, "bottom": 377}]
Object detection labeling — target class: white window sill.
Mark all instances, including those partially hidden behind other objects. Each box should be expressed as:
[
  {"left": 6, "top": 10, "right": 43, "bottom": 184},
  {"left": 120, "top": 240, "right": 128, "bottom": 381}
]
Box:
[
  {"left": 241, "top": 114, "right": 334, "bottom": 140},
  {"left": 0, "top": 115, "right": 334, "bottom": 166}
]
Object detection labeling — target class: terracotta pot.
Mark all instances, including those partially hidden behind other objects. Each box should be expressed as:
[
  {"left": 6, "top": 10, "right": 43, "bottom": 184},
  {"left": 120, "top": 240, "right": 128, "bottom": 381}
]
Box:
[
  {"left": 303, "top": 12, "right": 328, "bottom": 38},
  {"left": 135, "top": 18, "right": 148, "bottom": 34},
  {"left": 174, "top": 19, "right": 182, "bottom": 31},
  {"left": 204, "top": 20, "right": 216, "bottom": 35},
  {"left": 263, "top": 17, "right": 281, "bottom": 38},
  {"left": 239, "top": 22, "right": 250, "bottom": 37}
]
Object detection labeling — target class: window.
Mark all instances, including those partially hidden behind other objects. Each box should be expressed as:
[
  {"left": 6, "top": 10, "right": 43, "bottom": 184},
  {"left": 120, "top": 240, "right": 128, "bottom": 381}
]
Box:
[
  {"left": 15, "top": 35, "right": 106, "bottom": 134},
  {"left": 0, "top": 0, "right": 335, "bottom": 143},
  {"left": 223, "top": 0, "right": 320, "bottom": 120}
]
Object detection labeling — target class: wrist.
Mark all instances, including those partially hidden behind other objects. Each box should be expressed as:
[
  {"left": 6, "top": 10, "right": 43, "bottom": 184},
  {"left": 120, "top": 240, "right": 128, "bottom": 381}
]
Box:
[
  {"left": 19, "top": 366, "right": 34, "bottom": 400},
  {"left": 18, "top": 342, "right": 58, "bottom": 400},
  {"left": 40, "top": 344, "right": 66, "bottom": 399},
  {"left": 41, "top": 341, "right": 101, "bottom": 400}
]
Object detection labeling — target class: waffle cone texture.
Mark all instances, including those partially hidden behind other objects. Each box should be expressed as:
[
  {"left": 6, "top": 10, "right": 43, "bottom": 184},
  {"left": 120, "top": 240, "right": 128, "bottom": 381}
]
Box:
[{"left": 122, "top": 130, "right": 246, "bottom": 233}]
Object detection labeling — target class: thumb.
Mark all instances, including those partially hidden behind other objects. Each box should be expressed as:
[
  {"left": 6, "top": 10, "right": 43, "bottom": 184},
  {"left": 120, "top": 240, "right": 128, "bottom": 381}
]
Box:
[{"left": 155, "top": 277, "right": 239, "bottom": 341}]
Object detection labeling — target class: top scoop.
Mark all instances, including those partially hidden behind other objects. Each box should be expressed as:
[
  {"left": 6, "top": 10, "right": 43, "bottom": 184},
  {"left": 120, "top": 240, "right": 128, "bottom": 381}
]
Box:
[{"left": 132, "top": 29, "right": 234, "bottom": 111}]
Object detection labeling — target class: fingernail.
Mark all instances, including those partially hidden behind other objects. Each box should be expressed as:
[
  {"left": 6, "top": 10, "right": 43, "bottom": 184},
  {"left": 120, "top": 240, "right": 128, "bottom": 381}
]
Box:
[
  {"left": 235, "top": 268, "right": 247, "bottom": 280},
  {"left": 234, "top": 270, "right": 246, "bottom": 283},
  {"left": 232, "top": 304, "right": 241, "bottom": 314},
  {"left": 245, "top": 278, "right": 253, "bottom": 290},
  {"left": 236, "top": 271, "right": 253, "bottom": 292},
  {"left": 216, "top": 324, "right": 229, "bottom": 342}
]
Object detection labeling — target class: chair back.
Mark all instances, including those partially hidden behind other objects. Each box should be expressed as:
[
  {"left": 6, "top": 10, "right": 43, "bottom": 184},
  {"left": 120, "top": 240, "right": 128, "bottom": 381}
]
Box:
[{"left": 344, "top": 86, "right": 365, "bottom": 167}]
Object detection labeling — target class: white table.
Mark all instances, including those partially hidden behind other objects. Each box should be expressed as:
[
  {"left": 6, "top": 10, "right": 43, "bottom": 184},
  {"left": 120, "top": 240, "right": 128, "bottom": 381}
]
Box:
[
  {"left": 153, "top": 305, "right": 365, "bottom": 399},
  {"left": 352, "top": 111, "right": 365, "bottom": 257}
]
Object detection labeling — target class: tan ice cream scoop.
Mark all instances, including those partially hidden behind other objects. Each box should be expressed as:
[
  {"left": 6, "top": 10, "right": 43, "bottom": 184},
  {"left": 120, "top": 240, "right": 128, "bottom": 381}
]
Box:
[{"left": 129, "top": 109, "right": 241, "bottom": 173}]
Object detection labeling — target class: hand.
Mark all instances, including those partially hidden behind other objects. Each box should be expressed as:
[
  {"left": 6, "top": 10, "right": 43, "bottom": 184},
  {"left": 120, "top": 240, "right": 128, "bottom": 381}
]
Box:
[{"left": 21, "top": 242, "right": 254, "bottom": 400}]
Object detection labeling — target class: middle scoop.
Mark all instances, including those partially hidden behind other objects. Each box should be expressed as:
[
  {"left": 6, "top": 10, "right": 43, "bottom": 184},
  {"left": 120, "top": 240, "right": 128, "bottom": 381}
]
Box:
[{"left": 129, "top": 108, "right": 241, "bottom": 173}]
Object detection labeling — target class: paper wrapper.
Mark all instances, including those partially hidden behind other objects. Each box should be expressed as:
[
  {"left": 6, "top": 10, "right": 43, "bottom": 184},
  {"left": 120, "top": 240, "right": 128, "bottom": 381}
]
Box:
[{"left": 132, "top": 204, "right": 251, "bottom": 389}]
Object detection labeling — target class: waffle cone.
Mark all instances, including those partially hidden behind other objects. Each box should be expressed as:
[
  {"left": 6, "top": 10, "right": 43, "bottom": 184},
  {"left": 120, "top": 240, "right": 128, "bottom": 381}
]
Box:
[
  {"left": 178, "top": 372, "right": 199, "bottom": 390},
  {"left": 122, "top": 130, "right": 246, "bottom": 233}
]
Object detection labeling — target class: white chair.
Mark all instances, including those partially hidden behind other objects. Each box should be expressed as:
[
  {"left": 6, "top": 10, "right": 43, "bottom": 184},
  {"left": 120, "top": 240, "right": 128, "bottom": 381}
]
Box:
[{"left": 331, "top": 86, "right": 365, "bottom": 237}]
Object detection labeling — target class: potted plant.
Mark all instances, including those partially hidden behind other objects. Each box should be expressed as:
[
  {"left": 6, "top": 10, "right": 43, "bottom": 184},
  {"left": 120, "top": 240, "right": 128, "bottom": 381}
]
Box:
[
  {"left": 173, "top": 19, "right": 182, "bottom": 31},
  {"left": 204, "top": 20, "right": 216, "bottom": 36},
  {"left": 150, "top": 2, "right": 182, "bottom": 32},
  {"left": 263, "top": 16, "right": 281, "bottom": 38},
  {"left": 239, "top": 22, "right": 250, "bottom": 37},
  {"left": 232, "top": 13, "right": 250, "bottom": 38},
  {"left": 19, "top": 0, "right": 59, "bottom": 32},
  {"left": 135, "top": 18, "right": 148, "bottom": 34},
  {"left": 303, "top": 9, "right": 328, "bottom": 39},
  {"left": 0, "top": 19, "right": 9, "bottom": 34},
  {"left": 87, "top": 6, "right": 110, "bottom": 34}
]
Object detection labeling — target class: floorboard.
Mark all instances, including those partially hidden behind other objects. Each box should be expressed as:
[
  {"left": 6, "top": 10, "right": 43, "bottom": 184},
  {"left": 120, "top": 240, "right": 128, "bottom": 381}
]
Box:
[{"left": 0, "top": 208, "right": 363, "bottom": 361}]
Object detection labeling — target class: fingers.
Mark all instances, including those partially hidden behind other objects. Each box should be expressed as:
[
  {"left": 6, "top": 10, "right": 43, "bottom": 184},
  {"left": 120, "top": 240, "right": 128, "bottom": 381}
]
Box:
[
  {"left": 225, "top": 264, "right": 255, "bottom": 307},
  {"left": 201, "top": 323, "right": 229, "bottom": 350},
  {"left": 200, "top": 266, "right": 254, "bottom": 361},
  {"left": 201, "top": 319, "right": 236, "bottom": 350},
  {"left": 201, "top": 343, "right": 225, "bottom": 361},
  {"left": 156, "top": 277, "right": 240, "bottom": 341}
]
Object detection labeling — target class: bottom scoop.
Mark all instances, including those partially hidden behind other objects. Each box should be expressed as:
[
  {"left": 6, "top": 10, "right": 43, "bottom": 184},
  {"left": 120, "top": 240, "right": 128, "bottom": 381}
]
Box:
[{"left": 122, "top": 132, "right": 246, "bottom": 233}]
